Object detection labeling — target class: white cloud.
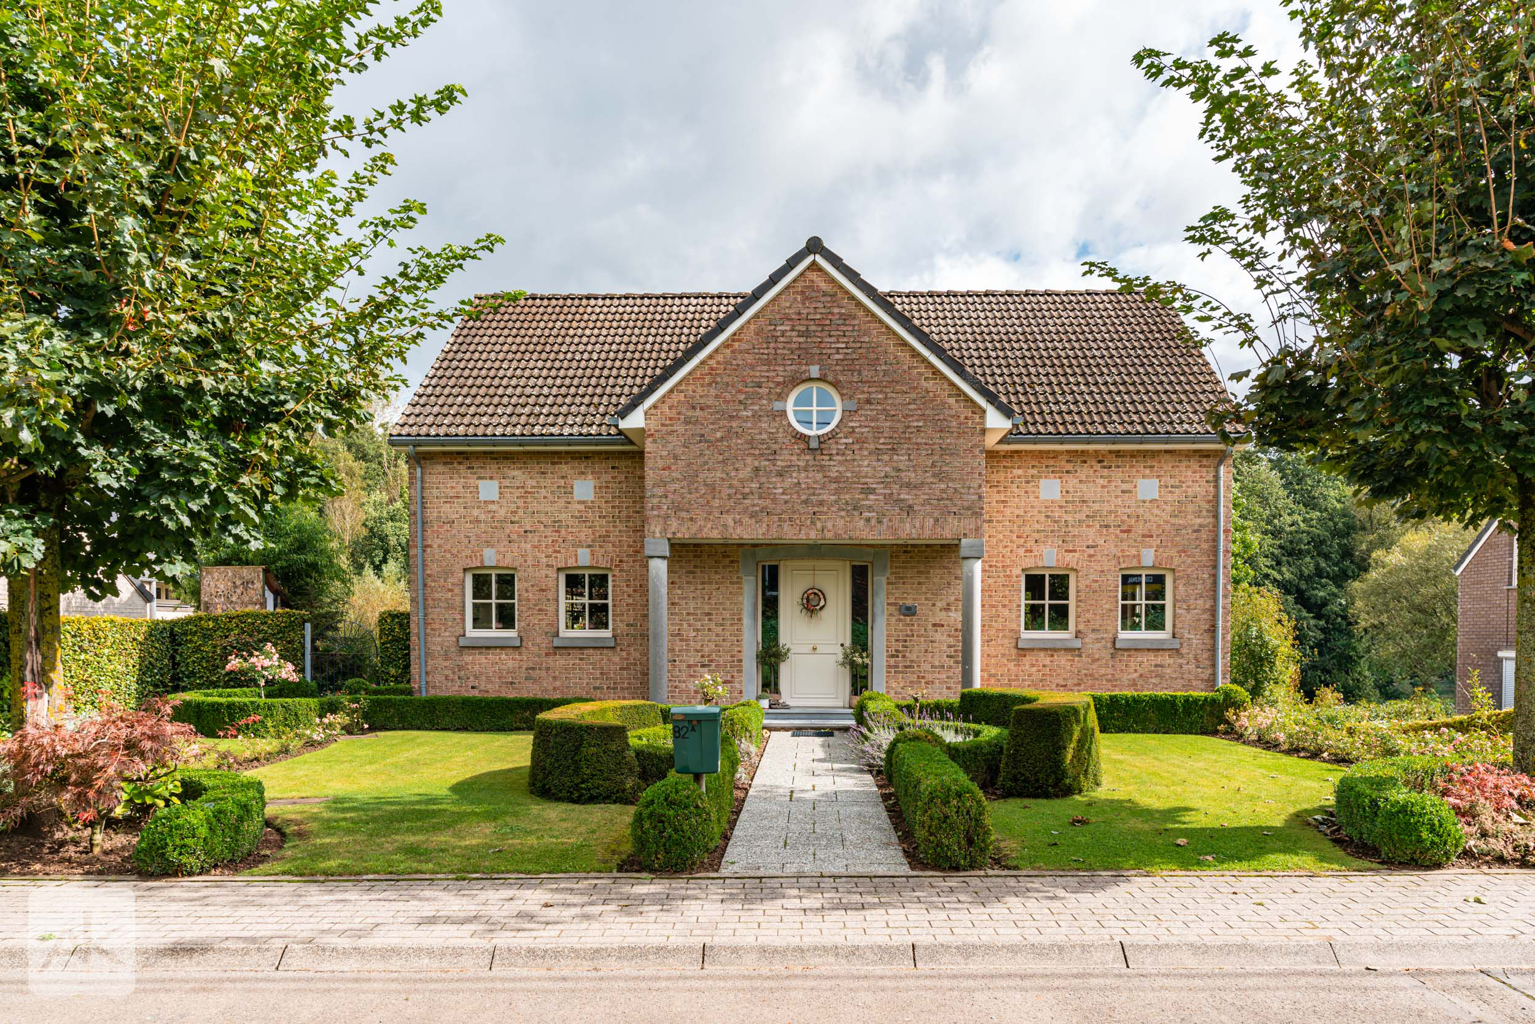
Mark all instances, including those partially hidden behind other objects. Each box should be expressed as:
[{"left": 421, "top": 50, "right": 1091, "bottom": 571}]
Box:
[{"left": 336, "top": 0, "right": 1304, "bottom": 397}]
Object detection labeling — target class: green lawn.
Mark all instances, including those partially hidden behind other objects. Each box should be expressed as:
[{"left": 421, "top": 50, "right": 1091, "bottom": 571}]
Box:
[
  {"left": 991, "top": 734, "right": 1372, "bottom": 872},
  {"left": 243, "top": 732, "right": 633, "bottom": 875}
]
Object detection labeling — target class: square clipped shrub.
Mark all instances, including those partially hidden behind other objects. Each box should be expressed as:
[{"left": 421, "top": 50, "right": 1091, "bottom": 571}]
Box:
[
  {"left": 1335, "top": 756, "right": 1464, "bottom": 866},
  {"left": 376, "top": 610, "right": 411, "bottom": 686},
  {"left": 363, "top": 695, "right": 587, "bottom": 732},
  {"left": 171, "top": 610, "right": 308, "bottom": 691},
  {"left": 997, "top": 694, "right": 1102, "bottom": 798},
  {"left": 888, "top": 740, "right": 992, "bottom": 869},
  {"left": 528, "top": 700, "right": 665, "bottom": 804},
  {"left": 132, "top": 769, "right": 267, "bottom": 875},
  {"left": 959, "top": 687, "right": 1041, "bottom": 728},
  {"left": 1089, "top": 684, "right": 1251, "bottom": 734}
]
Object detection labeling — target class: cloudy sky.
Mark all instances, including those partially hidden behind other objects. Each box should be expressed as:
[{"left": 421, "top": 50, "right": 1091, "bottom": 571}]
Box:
[{"left": 343, "top": 0, "right": 1304, "bottom": 397}]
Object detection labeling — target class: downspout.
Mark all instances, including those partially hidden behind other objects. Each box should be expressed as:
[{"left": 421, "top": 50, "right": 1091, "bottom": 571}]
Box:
[
  {"left": 409, "top": 445, "right": 428, "bottom": 697},
  {"left": 1214, "top": 446, "right": 1233, "bottom": 688}
]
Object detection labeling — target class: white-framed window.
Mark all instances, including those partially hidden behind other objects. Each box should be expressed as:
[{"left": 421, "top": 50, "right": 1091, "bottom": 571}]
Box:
[
  {"left": 465, "top": 569, "right": 517, "bottom": 634},
  {"left": 1119, "top": 570, "right": 1172, "bottom": 636},
  {"left": 1021, "top": 570, "right": 1074, "bottom": 635},
  {"left": 560, "top": 569, "right": 612, "bottom": 636},
  {"left": 786, "top": 380, "right": 842, "bottom": 436}
]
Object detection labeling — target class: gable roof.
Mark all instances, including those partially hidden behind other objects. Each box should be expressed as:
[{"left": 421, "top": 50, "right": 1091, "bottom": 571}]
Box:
[
  {"left": 392, "top": 237, "right": 1232, "bottom": 443},
  {"left": 1455, "top": 519, "right": 1514, "bottom": 576}
]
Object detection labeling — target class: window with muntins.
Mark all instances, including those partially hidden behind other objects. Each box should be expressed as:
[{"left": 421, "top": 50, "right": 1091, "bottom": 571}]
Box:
[
  {"left": 1119, "top": 571, "right": 1171, "bottom": 636},
  {"left": 560, "top": 570, "right": 611, "bottom": 635},
  {"left": 1021, "top": 571, "right": 1073, "bottom": 634},
  {"left": 466, "top": 569, "right": 516, "bottom": 633},
  {"left": 786, "top": 380, "right": 842, "bottom": 436}
]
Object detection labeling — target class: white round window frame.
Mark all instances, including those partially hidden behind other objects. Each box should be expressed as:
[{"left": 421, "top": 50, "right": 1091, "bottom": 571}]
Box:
[{"left": 785, "top": 379, "right": 843, "bottom": 437}]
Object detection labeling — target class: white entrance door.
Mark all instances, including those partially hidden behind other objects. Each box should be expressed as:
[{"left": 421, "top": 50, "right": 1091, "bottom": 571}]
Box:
[{"left": 780, "top": 561, "right": 849, "bottom": 708}]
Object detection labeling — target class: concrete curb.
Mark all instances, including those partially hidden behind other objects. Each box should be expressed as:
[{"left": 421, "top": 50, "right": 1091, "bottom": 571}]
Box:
[{"left": 0, "top": 940, "right": 1531, "bottom": 973}]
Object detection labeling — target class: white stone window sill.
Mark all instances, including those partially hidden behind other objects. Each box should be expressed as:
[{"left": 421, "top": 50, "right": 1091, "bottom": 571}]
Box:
[
  {"left": 1017, "top": 636, "right": 1082, "bottom": 649},
  {"left": 459, "top": 635, "right": 521, "bottom": 648},
  {"left": 1115, "top": 636, "right": 1180, "bottom": 650},
  {"left": 553, "top": 635, "right": 616, "bottom": 648}
]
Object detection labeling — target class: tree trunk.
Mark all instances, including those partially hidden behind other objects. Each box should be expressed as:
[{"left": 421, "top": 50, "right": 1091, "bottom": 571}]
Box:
[
  {"left": 89, "top": 819, "right": 104, "bottom": 857},
  {"left": 1515, "top": 477, "right": 1535, "bottom": 775},
  {"left": 5, "top": 523, "right": 63, "bottom": 725}
]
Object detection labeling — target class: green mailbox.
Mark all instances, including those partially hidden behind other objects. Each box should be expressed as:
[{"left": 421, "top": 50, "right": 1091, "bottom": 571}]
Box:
[{"left": 671, "top": 705, "right": 722, "bottom": 776}]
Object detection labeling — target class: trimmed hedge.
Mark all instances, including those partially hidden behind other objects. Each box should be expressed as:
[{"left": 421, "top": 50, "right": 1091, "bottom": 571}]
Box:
[
  {"left": 895, "top": 697, "right": 962, "bottom": 719},
  {"left": 172, "top": 610, "right": 308, "bottom": 691},
  {"left": 888, "top": 740, "right": 992, "bottom": 869},
  {"left": 132, "top": 769, "right": 267, "bottom": 875},
  {"left": 628, "top": 724, "right": 676, "bottom": 786},
  {"left": 629, "top": 739, "right": 740, "bottom": 872},
  {"left": 528, "top": 700, "right": 664, "bottom": 804},
  {"left": 179, "top": 687, "right": 261, "bottom": 699},
  {"left": 1089, "top": 685, "right": 1250, "bottom": 734},
  {"left": 943, "top": 722, "right": 1009, "bottom": 790},
  {"left": 363, "top": 695, "right": 587, "bottom": 732},
  {"left": 959, "top": 687, "right": 1040, "bottom": 728},
  {"left": 59, "top": 616, "right": 178, "bottom": 712},
  {"left": 722, "top": 699, "right": 765, "bottom": 750},
  {"left": 376, "top": 610, "right": 411, "bottom": 687},
  {"left": 997, "top": 694, "right": 1103, "bottom": 798},
  {"left": 884, "top": 727, "right": 944, "bottom": 781},
  {"left": 172, "top": 695, "right": 344, "bottom": 737},
  {"left": 854, "top": 690, "right": 901, "bottom": 727},
  {"left": 1400, "top": 709, "right": 1512, "bottom": 735},
  {"left": 1334, "top": 756, "right": 1464, "bottom": 866}
]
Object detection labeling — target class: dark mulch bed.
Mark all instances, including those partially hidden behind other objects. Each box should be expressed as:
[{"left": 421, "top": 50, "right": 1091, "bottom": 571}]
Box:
[
  {"left": 619, "top": 730, "right": 767, "bottom": 874},
  {"left": 0, "top": 812, "right": 286, "bottom": 878}
]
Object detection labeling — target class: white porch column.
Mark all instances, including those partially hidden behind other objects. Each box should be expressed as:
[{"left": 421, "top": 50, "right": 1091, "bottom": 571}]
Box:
[
  {"left": 960, "top": 538, "right": 983, "bottom": 690},
  {"left": 646, "top": 538, "right": 669, "bottom": 703}
]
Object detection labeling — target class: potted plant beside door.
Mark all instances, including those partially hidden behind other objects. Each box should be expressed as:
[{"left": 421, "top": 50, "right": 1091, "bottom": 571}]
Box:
[
  {"left": 838, "top": 642, "right": 870, "bottom": 708},
  {"left": 756, "top": 641, "right": 789, "bottom": 709}
]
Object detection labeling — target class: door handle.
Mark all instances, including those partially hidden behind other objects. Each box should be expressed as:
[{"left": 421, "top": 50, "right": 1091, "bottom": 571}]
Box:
[{"left": 812, "top": 645, "right": 818, "bottom": 652}]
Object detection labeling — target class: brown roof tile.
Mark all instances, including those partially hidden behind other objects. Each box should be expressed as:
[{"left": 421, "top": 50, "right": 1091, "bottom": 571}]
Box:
[{"left": 394, "top": 248, "right": 1230, "bottom": 440}]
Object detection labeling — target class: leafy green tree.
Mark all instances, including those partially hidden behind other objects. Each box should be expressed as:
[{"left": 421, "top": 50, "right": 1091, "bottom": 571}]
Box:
[
  {"left": 1233, "top": 451, "right": 1366, "bottom": 696},
  {"left": 0, "top": 0, "right": 499, "bottom": 719},
  {"left": 1351, "top": 522, "right": 1473, "bottom": 694},
  {"left": 1230, "top": 583, "right": 1302, "bottom": 703},
  {"left": 1090, "top": 1, "right": 1535, "bottom": 768}
]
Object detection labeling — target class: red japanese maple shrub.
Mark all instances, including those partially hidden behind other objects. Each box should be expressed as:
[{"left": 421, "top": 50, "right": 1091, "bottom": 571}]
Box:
[
  {"left": 1438, "top": 763, "right": 1535, "bottom": 863},
  {"left": 0, "top": 698, "right": 197, "bottom": 854}
]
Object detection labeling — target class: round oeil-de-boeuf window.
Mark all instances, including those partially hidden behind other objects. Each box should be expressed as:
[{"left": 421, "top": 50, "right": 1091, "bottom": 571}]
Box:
[{"left": 787, "top": 380, "right": 841, "bottom": 436}]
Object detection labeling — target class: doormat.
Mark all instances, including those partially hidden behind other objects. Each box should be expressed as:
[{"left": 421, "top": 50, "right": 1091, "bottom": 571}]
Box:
[{"left": 790, "top": 730, "right": 835, "bottom": 737}]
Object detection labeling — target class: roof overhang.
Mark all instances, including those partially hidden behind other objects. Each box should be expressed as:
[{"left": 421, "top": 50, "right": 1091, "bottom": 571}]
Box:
[
  {"left": 1454, "top": 519, "right": 1504, "bottom": 576},
  {"left": 995, "top": 433, "right": 1247, "bottom": 450},
  {"left": 614, "top": 249, "right": 1016, "bottom": 448},
  {"left": 388, "top": 435, "right": 637, "bottom": 452}
]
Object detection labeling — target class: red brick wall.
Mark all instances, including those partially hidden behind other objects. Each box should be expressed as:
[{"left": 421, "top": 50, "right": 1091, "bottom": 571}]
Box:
[
  {"left": 644, "top": 264, "right": 986, "bottom": 542},
  {"left": 411, "top": 450, "right": 648, "bottom": 698},
  {"left": 981, "top": 448, "right": 1232, "bottom": 692},
  {"left": 885, "top": 545, "right": 962, "bottom": 699},
  {"left": 1455, "top": 526, "right": 1516, "bottom": 712},
  {"left": 666, "top": 543, "right": 746, "bottom": 703}
]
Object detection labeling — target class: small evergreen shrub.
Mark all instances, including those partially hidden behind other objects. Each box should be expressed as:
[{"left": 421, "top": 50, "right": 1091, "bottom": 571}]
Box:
[
  {"left": 132, "top": 770, "right": 267, "bottom": 876},
  {"left": 376, "top": 610, "right": 411, "bottom": 686},
  {"left": 888, "top": 741, "right": 992, "bottom": 870},
  {"left": 722, "top": 700, "right": 764, "bottom": 750},
  {"left": 528, "top": 700, "right": 664, "bottom": 804},
  {"left": 895, "top": 697, "right": 961, "bottom": 718},
  {"left": 630, "top": 776, "right": 716, "bottom": 872},
  {"left": 997, "top": 694, "right": 1102, "bottom": 798},
  {"left": 854, "top": 690, "right": 900, "bottom": 727},
  {"left": 1335, "top": 756, "right": 1465, "bottom": 866}
]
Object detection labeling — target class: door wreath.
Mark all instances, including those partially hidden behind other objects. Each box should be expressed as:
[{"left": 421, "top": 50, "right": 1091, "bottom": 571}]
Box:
[{"left": 800, "top": 586, "right": 827, "bottom": 618}]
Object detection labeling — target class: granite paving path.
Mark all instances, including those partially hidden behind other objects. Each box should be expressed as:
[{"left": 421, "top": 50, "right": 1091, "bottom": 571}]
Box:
[{"left": 720, "top": 732, "right": 909, "bottom": 874}]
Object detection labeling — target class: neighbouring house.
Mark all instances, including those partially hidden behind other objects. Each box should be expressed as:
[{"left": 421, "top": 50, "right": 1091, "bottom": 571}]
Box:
[
  {"left": 200, "top": 565, "right": 289, "bottom": 614},
  {"left": 389, "top": 237, "right": 1237, "bottom": 707},
  {"left": 1454, "top": 520, "right": 1517, "bottom": 712},
  {"left": 0, "top": 575, "right": 194, "bottom": 620}
]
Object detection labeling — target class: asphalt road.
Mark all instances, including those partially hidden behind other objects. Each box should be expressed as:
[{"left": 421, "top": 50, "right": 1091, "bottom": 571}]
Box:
[{"left": 5, "top": 968, "right": 1535, "bottom": 1023}]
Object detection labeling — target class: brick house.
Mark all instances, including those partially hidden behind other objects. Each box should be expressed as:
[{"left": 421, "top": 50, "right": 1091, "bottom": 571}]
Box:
[
  {"left": 1453, "top": 521, "right": 1517, "bottom": 711},
  {"left": 389, "top": 238, "right": 1236, "bottom": 708}
]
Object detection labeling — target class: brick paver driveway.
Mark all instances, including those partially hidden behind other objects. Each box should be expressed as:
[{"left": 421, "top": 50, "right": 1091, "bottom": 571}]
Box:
[{"left": 3, "top": 871, "right": 1534, "bottom": 947}]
